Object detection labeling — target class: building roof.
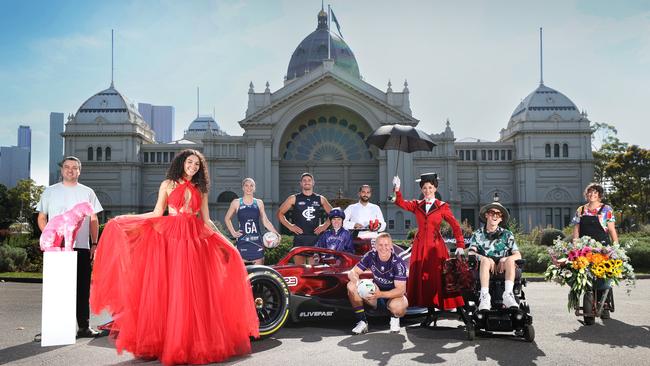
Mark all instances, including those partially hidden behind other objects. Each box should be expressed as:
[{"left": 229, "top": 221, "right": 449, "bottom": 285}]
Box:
[
  {"left": 509, "top": 83, "right": 581, "bottom": 124},
  {"left": 286, "top": 9, "right": 360, "bottom": 81},
  {"left": 74, "top": 84, "right": 147, "bottom": 125},
  {"left": 184, "top": 115, "right": 228, "bottom": 141}
]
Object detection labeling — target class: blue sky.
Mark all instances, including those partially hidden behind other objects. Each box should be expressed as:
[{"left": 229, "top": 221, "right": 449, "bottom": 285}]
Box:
[{"left": 1, "top": 0, "right": 648, "bottom": 186}]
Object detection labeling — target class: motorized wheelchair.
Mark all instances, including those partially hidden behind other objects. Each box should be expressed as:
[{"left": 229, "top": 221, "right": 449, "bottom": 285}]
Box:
[
  {"left": 419, "top": 251, "right": 534, "bottom": 341},
  {"left": 462, "top": 254, "right": 535, "bottom": 341}
]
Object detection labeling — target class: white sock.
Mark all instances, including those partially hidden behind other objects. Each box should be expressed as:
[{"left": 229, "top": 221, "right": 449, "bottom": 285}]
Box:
[
  {"left": 505, "top": 280, "right": 514, "bottom": 294},
  {"left": 480, "top": 287, "right": 489, "bottom": 296}
]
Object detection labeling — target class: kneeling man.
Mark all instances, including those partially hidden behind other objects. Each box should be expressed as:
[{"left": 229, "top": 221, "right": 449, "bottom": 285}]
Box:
[{"left": 347, "top": 232, "right": 408, "bottom": 334}]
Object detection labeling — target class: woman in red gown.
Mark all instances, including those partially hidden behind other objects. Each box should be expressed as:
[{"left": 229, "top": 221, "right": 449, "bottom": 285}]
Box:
[
  {"left": 393, "top": 173, "right": 465, "bottom": 315},
  {"left": 91, "top": 149, "right": 259, "bottom": 365}
]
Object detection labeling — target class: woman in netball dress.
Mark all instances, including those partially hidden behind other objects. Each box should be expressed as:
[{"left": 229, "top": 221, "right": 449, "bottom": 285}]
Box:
[
  {"left": 225, "top": 177, "right": 280, "bottom": 264},
  {"left": 91, "top": 149, "right": 259, "bottom": 366}
]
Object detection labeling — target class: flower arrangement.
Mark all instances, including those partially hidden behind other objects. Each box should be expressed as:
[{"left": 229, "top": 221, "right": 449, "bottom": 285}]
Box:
[{"left": 544, "top": 236, "right": 636, "bottom": 311}]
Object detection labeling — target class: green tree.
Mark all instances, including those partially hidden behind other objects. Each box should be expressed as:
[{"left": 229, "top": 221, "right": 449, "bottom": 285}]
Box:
[
  {"left": 605, "top": 145, "right": 650, "bottom": 224},
  {"left": 0, "top": 184, "right": 11, "bottom": 229},
  {"left": 6, "top": 179, "right": 45, "bottom": 236},
  {"left": 591, "top": 122, "right": 628, "bottom": 185}
]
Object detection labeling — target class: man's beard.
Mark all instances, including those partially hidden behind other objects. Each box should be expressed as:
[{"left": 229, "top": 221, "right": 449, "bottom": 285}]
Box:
[{"left": 360, "top": 196, "right": 370, "bottom": 202}]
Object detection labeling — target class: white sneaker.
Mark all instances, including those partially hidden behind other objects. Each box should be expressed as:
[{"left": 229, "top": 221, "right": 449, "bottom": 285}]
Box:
[
  {"left": 478, "top": 293, "right": 491, "bottom": 311},
  {"left": 502, "top": 292, "right": 518, "bottom": 308},
  {"left": 352, "top": 320, "right": 368, "bottom": 335},
  {"left": 389, "top": 317, "right": 400, "bottom": 333}
]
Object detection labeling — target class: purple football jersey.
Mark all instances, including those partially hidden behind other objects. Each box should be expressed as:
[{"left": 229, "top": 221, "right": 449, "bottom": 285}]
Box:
[{"left": 356, "top": 250, "right": 407, "bottom": 291}]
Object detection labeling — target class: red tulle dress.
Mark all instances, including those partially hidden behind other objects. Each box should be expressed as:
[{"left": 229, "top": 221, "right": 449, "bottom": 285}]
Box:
[{"left": 90, "top": 179, "right": 259, "bottom": 365}]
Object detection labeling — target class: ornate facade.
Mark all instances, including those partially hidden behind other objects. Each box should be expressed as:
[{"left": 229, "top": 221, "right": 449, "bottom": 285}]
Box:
[{"left": 62, "top": 9, "right": 593, "bottom": 236}]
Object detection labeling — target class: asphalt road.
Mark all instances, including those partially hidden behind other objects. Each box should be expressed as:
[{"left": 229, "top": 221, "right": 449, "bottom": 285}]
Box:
[{"left": 1, "top": 280, "right": 649, "bottom": 366}]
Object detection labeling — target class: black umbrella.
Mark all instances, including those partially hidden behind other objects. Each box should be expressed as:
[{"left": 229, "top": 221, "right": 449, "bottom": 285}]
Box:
[
  {"left": 366, "top": 124, "right": 436, "bottom": 153},
  {"left": 366, "top": 124, "right": 436, "bottom": 176}
]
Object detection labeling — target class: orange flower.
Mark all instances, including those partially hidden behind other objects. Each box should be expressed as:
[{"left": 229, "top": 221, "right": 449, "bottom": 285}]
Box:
[{"left": 591, "top": 253, "right": 607, "bottom": 265}]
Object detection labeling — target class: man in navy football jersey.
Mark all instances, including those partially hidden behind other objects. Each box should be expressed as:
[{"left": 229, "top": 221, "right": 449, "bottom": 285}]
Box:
[
  {"left": 277, "top": 172, "right": 332, "bottom": 264},
  {"left": 347, "top": 232, "right": 408, "bottom": 334}
]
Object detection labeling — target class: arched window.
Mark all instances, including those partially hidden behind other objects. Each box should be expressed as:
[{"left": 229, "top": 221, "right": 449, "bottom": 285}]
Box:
[
  {"left": 96, "top": 147, "right": 102, "bottom": 161},
  {"left": 554, "top": 144, "right": 560, "bottom": 157},
  {"left": 545, "top": 144, "right": 551, "bottom": 158},
  {"left": 87, "top": 147, "right": 93, "bottom": 161},
  {"left": 105, "top": 146, "right": 112, "bottom": 161},
  {"left": 217, "top": 191, "right": 238, "bottom": 203},
  {"left": 562, "top": 144, "right": 568, "bottom": 157}
]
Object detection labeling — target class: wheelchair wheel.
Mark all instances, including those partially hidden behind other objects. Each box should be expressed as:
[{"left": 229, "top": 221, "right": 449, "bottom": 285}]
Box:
[
  {"left": 583, "top": 292, "right": 595, "bottom": 325},
  {"left": 523, "top": 324, "right": 535, "bottom": 342},
  {"left": 466, "top": 324, "right": 476, "bottom": 340}
]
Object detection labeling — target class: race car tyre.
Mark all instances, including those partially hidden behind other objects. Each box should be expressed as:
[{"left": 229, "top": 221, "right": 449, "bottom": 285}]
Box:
[
  {"left": 247, "top": 266, "right": 290, "bottom": 338},
  {"left": 523, "top": 324, "right": 535, "bottom": 342},
  {"left": 583, "top": 292, "right": 595, "bottom": 326}
]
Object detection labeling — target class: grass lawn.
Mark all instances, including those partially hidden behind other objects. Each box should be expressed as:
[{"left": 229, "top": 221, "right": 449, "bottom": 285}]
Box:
[{"left": 0, "top": 272, "right": 43, "bottom": 279}]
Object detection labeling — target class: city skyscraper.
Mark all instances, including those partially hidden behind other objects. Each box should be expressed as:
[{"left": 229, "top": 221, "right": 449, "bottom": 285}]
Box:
[
  {"left": 0, "top": 146, "right": 30, "bottom": 188},
  {"left": 18, "top": 125, "right": 31, "bottom": 151},
  {"left": 138, "top": 103, "right": 175, "bottom": 143},
  {"left": 49, "top": 112, "right": 64, "bottom": 185}
]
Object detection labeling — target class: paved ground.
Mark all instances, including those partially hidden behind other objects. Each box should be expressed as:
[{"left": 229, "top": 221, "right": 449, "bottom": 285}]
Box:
[{"left": 1, "top": 280, "right": 649, "bottom": 366}]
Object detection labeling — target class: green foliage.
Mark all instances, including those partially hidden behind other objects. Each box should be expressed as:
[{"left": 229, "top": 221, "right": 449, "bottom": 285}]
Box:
[
  {"left": 263, "top": 235, "right": 294, "bottom": 265},
  {"left": 604, "top": 145, "right": 650, "bottom": 224},
  {"left": 0, "top": 245, "right": 28, "bottom": 272},
  {"left": 407, "top": 228, "right": 417, "bottom": 240},
  {"left": 516, "top": 241, "right": 551, "bottom": 273},
  {"left": 0, "top": 234, "right": 42, "bottom": 272},
  {"left": 622, "top": 236, "right": 650, "bottom": 272},
  {"left": 539, "top": 228, "right": 565, "bottom": 246},
  {"left": 0, "top": 179, "right": 45, "bottom": 238},
  {"left": 439, "top": 219, "right": 473, "bottom": 238}
]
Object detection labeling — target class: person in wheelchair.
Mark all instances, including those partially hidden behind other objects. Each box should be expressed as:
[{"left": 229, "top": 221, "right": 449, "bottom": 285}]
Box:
[{"left": 468, "top": 201, "right": 521, "bottom": 311}]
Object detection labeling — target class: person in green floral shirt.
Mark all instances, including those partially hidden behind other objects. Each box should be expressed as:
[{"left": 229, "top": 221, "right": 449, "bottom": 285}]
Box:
[{"left": 468, "top": 201, "right": 521, "bottom": 311}]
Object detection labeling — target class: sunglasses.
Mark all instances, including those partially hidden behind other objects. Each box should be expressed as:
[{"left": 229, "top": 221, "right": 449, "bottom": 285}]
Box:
[{"left": 486, "top": 210, "right": 503, "bottom": 218}]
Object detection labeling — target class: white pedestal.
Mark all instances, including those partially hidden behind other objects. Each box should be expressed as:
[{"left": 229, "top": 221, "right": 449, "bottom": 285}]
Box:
[{"left": 41, "top": 251, "right": 78, "bottom": 347}]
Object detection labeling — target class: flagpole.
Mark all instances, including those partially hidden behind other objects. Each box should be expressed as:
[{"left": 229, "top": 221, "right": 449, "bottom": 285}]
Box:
[{"left": 327, "top": 4, "right": 331, "bottom": 59}]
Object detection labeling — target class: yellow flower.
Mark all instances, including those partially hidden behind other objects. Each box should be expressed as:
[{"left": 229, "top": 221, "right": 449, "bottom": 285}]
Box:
[{"left": 592, "top": 265, "right": 605, "bottom": 278}]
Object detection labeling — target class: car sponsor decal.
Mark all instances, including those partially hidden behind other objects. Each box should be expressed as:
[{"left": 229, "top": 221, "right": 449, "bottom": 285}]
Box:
[
  {"left": 298, "top": 311, "right": 334, "bottom": 317},
  {"left": 284, "top": 276, "right": 298, "bottom": 287}
]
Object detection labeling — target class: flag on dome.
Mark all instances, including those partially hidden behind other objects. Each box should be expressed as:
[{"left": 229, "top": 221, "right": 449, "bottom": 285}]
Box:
[{"left": 330, "top": 7, "right": 343, "bottom": 38}]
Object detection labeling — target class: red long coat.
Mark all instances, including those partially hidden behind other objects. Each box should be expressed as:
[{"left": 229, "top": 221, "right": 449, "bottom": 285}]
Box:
[{"left": 396, "top": 190, "right": 465, "bottom": 309}]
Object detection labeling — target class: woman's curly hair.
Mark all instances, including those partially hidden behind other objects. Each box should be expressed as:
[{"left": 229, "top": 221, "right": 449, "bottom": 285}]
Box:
[{"left": 166, "top": 149, "right": 210, "bottom": 193}]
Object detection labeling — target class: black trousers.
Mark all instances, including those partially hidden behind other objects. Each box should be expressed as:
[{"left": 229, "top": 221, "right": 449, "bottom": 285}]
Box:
[{"left": 74, "top": 248, "right": 91, "bottom": 330}]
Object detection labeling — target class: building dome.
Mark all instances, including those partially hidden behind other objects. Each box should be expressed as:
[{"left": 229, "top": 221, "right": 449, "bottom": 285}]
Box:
[
  {"left": 286, "top": 9, "right": 360, "bottom": 81},
  {"left": 184, "top": 115, "right": 228, "bottom": 139},
  {"left": 509, "top": 83, "right": 581, "bottom": 125},
  {"left": 74, "top": 84, "right": 147, "bottom": 125}
]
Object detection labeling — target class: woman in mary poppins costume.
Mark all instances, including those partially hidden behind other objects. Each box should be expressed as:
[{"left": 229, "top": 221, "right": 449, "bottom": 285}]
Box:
[{"left": 393, "top": 172, "right": 465, "bottom": 316}]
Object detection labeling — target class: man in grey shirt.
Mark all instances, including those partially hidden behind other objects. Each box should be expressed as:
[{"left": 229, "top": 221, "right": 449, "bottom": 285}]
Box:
[{"left": 37, "top": 156, "right": 104, "bottom": 338}]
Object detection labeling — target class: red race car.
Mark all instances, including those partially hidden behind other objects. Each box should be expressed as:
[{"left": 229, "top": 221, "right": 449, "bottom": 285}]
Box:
[{"left": 246, "top": 236, "right": 425, "bottom": 338}]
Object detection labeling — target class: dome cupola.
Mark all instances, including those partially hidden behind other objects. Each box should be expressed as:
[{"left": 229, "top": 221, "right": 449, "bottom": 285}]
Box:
[{"left": 286, "top": 8, "right": 360, "bottom": 81}]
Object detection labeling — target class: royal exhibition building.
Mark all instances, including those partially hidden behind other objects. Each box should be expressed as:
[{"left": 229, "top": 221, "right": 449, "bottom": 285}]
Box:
[{"left": 62, "top": 9, "right": 593, "bottom": 237}]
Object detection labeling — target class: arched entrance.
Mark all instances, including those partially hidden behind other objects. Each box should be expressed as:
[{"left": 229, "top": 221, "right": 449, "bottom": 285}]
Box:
[{"left": 278, "top": 105, "right": 379, "bottom": 202}]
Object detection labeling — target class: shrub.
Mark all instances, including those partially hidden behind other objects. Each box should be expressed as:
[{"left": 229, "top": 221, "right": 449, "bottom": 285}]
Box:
[
  {"left": 625, "top": 237, "right": 650, "bottom": 273},
  {"left": 406, "top": 228, "right": 417, "bottom": 240},
  {"left": 0, "top": 244, "right": 28, "bottom": 272},
  {"left": 517, "top": 241, "right": 551, "bottom": 273},
  {"left": 539, "top": 228, "right": 565, "bottom": 246},
  {"left": 264, "top": 235, "right": 294, "bottom": 265},
  {"left": 0, "top": 235, "right": 42, "bottom": 272},
  {"left": 440, "top": 220, "right": 473, "bottom": 239}
]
